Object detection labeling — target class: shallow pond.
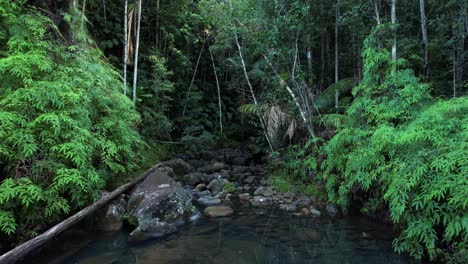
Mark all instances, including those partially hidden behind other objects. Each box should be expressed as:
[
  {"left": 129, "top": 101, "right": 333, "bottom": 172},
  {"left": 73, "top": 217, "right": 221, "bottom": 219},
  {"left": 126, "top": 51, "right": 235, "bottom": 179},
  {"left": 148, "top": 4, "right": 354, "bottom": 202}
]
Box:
[{"left": 28, "top": 203, "right": 420, "bottom": 264}]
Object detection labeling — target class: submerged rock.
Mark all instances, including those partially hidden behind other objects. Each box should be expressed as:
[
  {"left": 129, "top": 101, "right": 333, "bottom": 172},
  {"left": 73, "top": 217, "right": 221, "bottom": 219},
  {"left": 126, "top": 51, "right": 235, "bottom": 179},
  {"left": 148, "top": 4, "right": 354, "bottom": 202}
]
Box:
[
  {"left": 127, "top": 167, "right": 199, "bottom": 242},
  {"left": 95, "top": 194, "right": 127, "bottom": 232},
  {"left": 204, "top": 206, "right": 234, "bottom": 218}
]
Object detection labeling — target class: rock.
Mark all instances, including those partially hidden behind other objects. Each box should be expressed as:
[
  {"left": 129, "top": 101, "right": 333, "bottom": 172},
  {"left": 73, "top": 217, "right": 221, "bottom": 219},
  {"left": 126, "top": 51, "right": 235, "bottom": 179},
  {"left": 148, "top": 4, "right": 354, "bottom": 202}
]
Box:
[
  {"left": 310, "top": 208, "right": 321, "bottom": 217},
  {"left": 127, "top": 167, "right": 199, "bottom": 242},
  {"left": 285, "top": 204, "right": 297, "bottom": 212},
  {"left": 238, "top": 193, "right": 250, "bottom": 201},
  {"left": 183, "top": 172, "right": 206, "bottom": 186},
  {"left": 195, "top": 183, "right": 206, "bottom": 191},
  {"left": 232, "top": 166, "right": 250, "bottom": 174},
  {"left": 283, "top": 192, "right": 296, "bottom": 199},
  {"left": 161, "top": 158, "right": 193, "bottom": 178},
  {"left": 204, "top": 206, "right": 234, "bottom": 218},
  {"left": 293, "top": 197, "right": 313, "bottom": 209},
  {"left": 293, "top": 212, "right": 304, "bottom": 217},
  {"left": 243, "top": 176, "right": 256, "bottom": 184},
  {"left": 95, "top": 195, "right": 126, "bottom": 232},
  {"left": 250, "top": 196, "right": 273, "bottom": 207},
  {"left": 254, "top": 187, "right": 274, "bottom": 197},
  {"left": 207, "top": 179, "right": 228, "bottom": 195},
  {"left": 198, "top": 162, "right": 225, "bottom": 174},
  {"left": 251, "top": 165, "right": 265, "bottom": 175},
  {"left": 225, "top": 193, "right": 233, "bottom": 201},
  {"left": 199, "top": 150, "right": 217, "bottom": 161},
  {"left": 197, "top": 190, "right": 212, "bottom": 198},
  {"left": 232, "top": 156, "right": 248, "bottom": 166},
  {"left": 186, "top": 159, "right": 209, "bottom": 169},
  {"left": 279, "top": 204, "right": 288, "bottom": 210},
  {"left": 197, "top": 196, "right": 221, "bottom": 206},
  {"left": 326, "top": 204, "right": 339, "bottom": 217},
  {"left": 301, "top": 208, "right": 311, "bottom": 216}
]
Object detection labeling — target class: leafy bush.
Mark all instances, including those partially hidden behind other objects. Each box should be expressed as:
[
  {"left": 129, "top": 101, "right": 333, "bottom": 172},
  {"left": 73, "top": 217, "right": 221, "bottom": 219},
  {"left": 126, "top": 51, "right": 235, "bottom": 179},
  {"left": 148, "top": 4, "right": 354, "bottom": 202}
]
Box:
[
  {"left": 0, "top": 2, "right": 142, "bottom": 240},
  {"left": 320, "top": 28, "right": 467, "bottom": 261},
  {"left": 223, "top": 182, "right": 235, "bottom": 193}
]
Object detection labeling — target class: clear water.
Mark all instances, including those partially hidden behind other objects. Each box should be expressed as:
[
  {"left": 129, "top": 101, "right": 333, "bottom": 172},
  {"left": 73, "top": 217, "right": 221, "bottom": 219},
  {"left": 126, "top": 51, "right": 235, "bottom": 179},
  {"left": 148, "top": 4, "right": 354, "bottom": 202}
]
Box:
[{"left": 29, "top": 204, "right": 420, "bottom": 264}]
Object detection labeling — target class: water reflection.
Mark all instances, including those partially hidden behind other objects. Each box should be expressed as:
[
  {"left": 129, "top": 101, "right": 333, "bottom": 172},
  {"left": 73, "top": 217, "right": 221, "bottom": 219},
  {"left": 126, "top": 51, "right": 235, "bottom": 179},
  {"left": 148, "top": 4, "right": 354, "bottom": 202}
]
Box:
[{"left": 31, "top": 206, "right": 419, "bottom": 264}]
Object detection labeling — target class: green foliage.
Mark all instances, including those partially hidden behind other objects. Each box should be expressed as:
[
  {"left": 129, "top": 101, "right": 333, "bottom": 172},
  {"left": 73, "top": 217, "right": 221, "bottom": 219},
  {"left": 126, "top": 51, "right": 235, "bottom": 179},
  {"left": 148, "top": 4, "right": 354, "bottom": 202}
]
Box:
[
  {"left": 123, "top": 213, "right": 138, "bottom": 228},
  {"left": 319, "top": 29, "right": 468, "bottom": 261},
  {"left": 0, "top": 2, "right": 142, "bottom": 239},
  {"left": 223, "top": 182, "right": 235, "bottom": 193}
]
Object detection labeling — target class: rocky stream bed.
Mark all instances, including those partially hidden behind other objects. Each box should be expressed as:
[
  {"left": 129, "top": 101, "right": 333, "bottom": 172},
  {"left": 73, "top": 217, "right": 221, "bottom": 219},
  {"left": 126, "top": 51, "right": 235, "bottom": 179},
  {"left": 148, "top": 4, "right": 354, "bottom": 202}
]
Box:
[{"left": 25, "top": 147, "right": 420, "bottom": 264}]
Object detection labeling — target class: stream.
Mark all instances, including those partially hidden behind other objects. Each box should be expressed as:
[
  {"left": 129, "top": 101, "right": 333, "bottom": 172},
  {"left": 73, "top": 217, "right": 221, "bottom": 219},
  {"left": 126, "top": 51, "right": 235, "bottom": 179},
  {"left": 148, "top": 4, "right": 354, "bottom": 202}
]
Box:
[
  {"left": 29, "top": 203, "right": 419, "bottom": 264},
  {"left": 27, "top": 148, "right": 421, "bottom": 264}
]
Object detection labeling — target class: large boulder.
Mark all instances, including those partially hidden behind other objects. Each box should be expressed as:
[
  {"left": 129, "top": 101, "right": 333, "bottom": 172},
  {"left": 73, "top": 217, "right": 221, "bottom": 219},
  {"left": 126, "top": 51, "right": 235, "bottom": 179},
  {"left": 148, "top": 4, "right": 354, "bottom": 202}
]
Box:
[
  {"left": 161, "top": 158, "right": 193, "bottom": 178},
  {"left": 95, "top": 194, "right": 127, "bottom": 232},
  {"left": 127, "top": 167, "right": 199, "bottom": 242}
]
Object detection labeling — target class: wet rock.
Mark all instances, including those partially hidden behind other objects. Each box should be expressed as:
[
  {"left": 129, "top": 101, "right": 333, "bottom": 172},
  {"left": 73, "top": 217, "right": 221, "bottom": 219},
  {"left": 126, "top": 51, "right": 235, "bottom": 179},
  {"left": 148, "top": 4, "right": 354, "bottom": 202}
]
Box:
[
  {"left": 198, "top": 162, "right": 225, "bottom": 174},
  {"left": 183, "top": 172, "right": 206, "bottom": 186},
  {"left": 127, "top": 167, "right": 199, "bottom": 242},
  {"left": 301, "top": 208, "right": 311, "bottom": 216},
  {"left": 310, "top": 208, "right": 321, "bottom": 217},
  {"left": 326, "top": 204, "right": 339, "bottom": 217},
  {"left": 204, "top": 206, "right": 234, "bottom": 218},
  {"left": 95, "top": 194, "right": 126, "bottom": 232},
  {"left": 197, "top": 190, "right": 212, "bottom": 198},
  {"left": 293, "top": 197, "right": 313, "bottom": 209},
  {"left": 254, "top": 187, "right": 273, "bottom": 197},
  {"left": 207, "top": 178, "right": 228, "bottom": 195},
  {"left": 243, "top": 176, "right": 256, "bottom": 184},
  {"left": 161, "top": 158, "right": 193, "bottom": 178},
  {"left": 197, "top": 196, "right": 221, "bottom": 206},
  {"left": 238, "top": 193, "right": 250, "bottom": 201},
  {"left": 232, "top": 156, "right": 248, "bottom": 166},
  {"left": 250, "top": 196, "right": 273, "bottom": 207},
  {"left": 195, "top": 183, "right": 206, "bottom": 191},
  {"left": 285, "top": 204, "right": 297, "bottom": 212}
]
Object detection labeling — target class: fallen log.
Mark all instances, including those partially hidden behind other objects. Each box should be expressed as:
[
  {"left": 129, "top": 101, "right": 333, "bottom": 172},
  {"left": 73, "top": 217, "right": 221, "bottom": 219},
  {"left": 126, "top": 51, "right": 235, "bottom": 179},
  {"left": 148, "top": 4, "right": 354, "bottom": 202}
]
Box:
[{"left": 0, "top": 163, "right": 161, "bottom": 264}]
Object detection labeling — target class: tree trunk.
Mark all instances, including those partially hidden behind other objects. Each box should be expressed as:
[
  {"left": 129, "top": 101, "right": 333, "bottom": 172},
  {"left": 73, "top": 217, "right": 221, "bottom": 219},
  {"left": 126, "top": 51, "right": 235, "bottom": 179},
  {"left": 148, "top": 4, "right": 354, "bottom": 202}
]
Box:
[
  {"left": 233, "top": 29, "right": 274, "bottom": 152},
  {"left": 209, "top": 47, "right": 223, "bottom": 134},
  {"left": 335, "top": 0, "right": 339, "bottom": 113},
  {"left": 419, "top": 0, "right": 429, "bottom": 75},
  {"left": 391, "top": 0, "right": 397, "bottom": 64},
  {"left": 182, "top": 42, "right": 205, "bottom": 117},
  {"left": 264, "top": 55, "right": 315, "bottom": 137},
  {"left": 132, "top": 0, "right": 142, "bottom": 103},
  {"left": 81, "top": 0, "right": 87, "bottom": 29},
  {"left": 374, "top": 0, "right": 381, "bottom": 25},
  {"left": 155, "top": 0, "right": 160, "bottom": 49},
  {"left": 123, "top": 0, "right": 128, "bottom": 95},
  {"left": 0, "top": 164, "right": 162, "bottom": 264}
]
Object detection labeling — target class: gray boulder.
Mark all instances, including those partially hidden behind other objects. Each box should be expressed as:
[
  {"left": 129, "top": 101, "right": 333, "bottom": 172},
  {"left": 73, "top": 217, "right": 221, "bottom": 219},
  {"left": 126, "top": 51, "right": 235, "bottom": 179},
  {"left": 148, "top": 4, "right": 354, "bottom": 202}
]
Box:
[
  {"left": 326, "top": 204, "right": 339, "bottom": 217},
  {"left": 127, "top": 167, "right": 199, "bottom": 242},
  {"left": 183, "top": 172, "right": 206, "bottom": 186},
  {"left": 207, "top": 178, "right": 228, "bottom": 195},
  {"left": 197, "top": 196, "right": 221, "bottom": 206}
]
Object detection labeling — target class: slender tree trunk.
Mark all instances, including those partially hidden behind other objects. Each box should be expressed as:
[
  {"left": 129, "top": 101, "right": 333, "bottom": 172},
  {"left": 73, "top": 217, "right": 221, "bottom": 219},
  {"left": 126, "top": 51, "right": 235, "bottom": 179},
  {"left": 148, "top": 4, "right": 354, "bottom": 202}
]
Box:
[
  {"left": 123, "top": 0, "right": 129, "bottom": 95},
  {"left": 155, "top": 0, "right": 160, "bottom": 49},
  {"left": 264, "top": 55, "right": 315, "bottom": 137},
  {"left": 209, "top": 47, "right": 223, "bottom": 134},
  {"left": 419, "top": 0, "right": 429, "bottom": 75},
  {"left": 373, "top": 0, "right": 381, "bottom": 25},
  {"left": 81, "top": 0, "right": 87, "bottom": 29},
  {"left": 182, "top": 43, "right": 205, "bottom": 117},
  {"left": 453, "top": 49, "right": 457, "bottom": 98},
  {"left": 335, "top": 0, "right": 340, "bottom": 113},
  {"left": 132, "top": 0, "right": 142, "bottom": 103},
  {"left": 391, "top": 0, "right": 397, "bottom": 64},
  {"left": 233, "top": 30, "right": 274, "bottom": 152}
]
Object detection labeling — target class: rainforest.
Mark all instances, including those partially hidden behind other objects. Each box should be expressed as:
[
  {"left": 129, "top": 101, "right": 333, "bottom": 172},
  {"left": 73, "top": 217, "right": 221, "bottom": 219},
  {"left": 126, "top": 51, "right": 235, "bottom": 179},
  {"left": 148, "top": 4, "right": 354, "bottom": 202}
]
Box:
[{"left": 0, "top": 0, "right": 466, "bottom": 263}]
